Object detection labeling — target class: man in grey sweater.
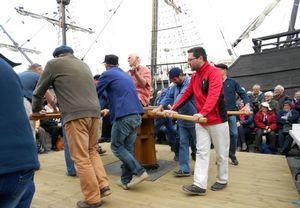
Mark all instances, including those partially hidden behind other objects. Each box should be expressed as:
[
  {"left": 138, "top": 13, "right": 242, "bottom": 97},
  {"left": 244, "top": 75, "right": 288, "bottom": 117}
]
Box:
[{"left": 32, "top": 45, "right": 110, "bottom": 208}]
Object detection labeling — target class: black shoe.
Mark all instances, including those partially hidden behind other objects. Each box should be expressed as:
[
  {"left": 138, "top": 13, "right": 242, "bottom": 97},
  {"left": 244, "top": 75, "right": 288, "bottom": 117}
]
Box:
[
  {"left": 173, "top": 170, "right": 190, "bottom": 177},
  {"left": 211, "top": 182, "right": 227, "bottom": 191},
  {"left": 182, "top": 184, "right": 206, "bottom": 195},
  {"left": 100, "top": 186, "right": 111, "bottom": 197},
  {"left": 191, "top": 152, "right": 196, "bottom": 161},
  {"left": 230, "top": 157, "right": 239, "bottom": 166},
  {"left": 66, "top": 172, "right": 77, "bottom": 177},
  {"left": 173, "top": 155, "right": 179, "bottom": 161},
  {"left": 254, "top": 146, "right": 260, "bottom": 153},
  {"left": 77, "top": 200, "right": 102, "bottom": 208},
  {"left": 97, "top": 146, "right": 106, "bottom": 155}
]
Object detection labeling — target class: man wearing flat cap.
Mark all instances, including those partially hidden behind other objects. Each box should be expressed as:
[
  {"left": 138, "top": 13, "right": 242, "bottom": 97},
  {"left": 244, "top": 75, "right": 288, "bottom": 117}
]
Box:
[
  {"left": 97, "top": 54, "right": 148, "bottom": 190},
  {"left": 32, "top": 45, "right": 110, "bottom": 208},
  {"left": 216, "top": 63, "right": 250, "bottom": 165}
]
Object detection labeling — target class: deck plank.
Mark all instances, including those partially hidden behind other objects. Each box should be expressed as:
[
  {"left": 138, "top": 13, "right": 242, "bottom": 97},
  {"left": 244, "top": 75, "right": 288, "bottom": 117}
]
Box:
[{"left": 31, "top": 144, "right": 299, "bottom": 208}]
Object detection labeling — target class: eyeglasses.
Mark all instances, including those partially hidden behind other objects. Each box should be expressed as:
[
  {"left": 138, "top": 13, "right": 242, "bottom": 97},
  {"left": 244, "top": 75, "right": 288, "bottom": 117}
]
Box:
[{"left": 187, "top": 57, "right": 198, "bottom": 62}]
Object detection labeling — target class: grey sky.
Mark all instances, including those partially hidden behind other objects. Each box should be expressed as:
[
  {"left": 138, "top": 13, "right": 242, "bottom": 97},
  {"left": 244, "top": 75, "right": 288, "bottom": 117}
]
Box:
[{"left": 0, "top": 0, "right": 298, "bottom": 75}]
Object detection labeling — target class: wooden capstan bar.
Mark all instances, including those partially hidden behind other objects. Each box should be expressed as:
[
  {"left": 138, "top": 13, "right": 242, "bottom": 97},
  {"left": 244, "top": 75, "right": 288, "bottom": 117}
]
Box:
[{"left": 30, "top": 108, "right": 251, "bottom": 168}]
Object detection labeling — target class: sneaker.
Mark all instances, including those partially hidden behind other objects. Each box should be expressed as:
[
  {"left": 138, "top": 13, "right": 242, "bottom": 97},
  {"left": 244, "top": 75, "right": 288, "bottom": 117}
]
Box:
[
  {"left": 127, "top": 171, "right": 149, "bottom": 188},
  {"left": 173, "top": 170, "right": 190, "bottom": 177},
  {"left": 211, "top": 182, "right": 227, "bottom": 191},
  {"left": 116, "top": 179, "right": 129, "bottom": 190},
  {"left": 242, "top": 143, "right": 247, "bottom": 151},
  {"left": 230, "top": 157, "right": 239, "bottom": 166},
  {"left": 182, "top": 184, "right": 206, "bottom": 196},
  {"left": 100, "top": 186, "right": 111, "bottom": 197},
  {"left": 77, "top": 200, "right": 102, "bottom": 208}
]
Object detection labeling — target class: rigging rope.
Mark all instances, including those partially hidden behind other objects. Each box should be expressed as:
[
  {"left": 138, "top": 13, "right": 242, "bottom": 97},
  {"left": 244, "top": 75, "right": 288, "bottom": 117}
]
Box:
[
  {"left": 81, "top": 0, "right": 125, "bottom": 60},
  {"left": 20, "top": 13, "right": 58, "bottom": 48},
  {"left": 206, "top": 0, "right": 237, "bottom": 58}
]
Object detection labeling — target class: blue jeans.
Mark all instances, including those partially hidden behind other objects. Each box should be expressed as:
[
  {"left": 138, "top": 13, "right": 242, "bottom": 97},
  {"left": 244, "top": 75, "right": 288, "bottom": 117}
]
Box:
[
  {"left": 0, "top": 169, "right": 35, "bottom": 208},
  {"left": 228, "top": 116, "right": 238, "bottom": 160},
  {"left": 178, "top": 126, "right": 196, "bottom": 173},
  {"left": 155, "top": 118, "right": 179, "bottom": 155},
  {"left": 111, "top": 114, "right": 145, "bottom": 185},
  {"left": 62, "top": 127, "right": 76, "bottom": 175}
]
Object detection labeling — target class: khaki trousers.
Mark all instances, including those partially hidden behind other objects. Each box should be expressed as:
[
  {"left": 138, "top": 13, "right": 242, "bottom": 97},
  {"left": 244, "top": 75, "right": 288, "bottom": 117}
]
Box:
[{"left": 64, "top": 117, "right": 109, "bottom": 204}]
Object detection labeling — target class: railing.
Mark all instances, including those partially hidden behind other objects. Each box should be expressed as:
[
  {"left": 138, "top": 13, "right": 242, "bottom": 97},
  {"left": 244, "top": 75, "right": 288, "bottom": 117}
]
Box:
[
  {"left": 252, "top": 29, "right": 300, "bottom": 53},
  {"left": 147, "top": 61, "right": 188, "bottom": 90}
]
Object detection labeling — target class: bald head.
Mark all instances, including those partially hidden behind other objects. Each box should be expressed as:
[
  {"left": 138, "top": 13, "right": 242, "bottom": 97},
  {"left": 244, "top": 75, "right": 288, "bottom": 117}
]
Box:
[{"left": 128, "top": 53, "right": 141, "bottom": 68}]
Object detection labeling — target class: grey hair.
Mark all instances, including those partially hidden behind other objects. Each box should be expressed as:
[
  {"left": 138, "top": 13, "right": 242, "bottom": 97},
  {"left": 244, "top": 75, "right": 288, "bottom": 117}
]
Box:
[
  {"left": 252, "top": 84, "right": 261, "bottom": 89},
  {"left": 274, "top": 85, "right": 284, "bottom": 92},
  {"left": 28, "top": 63, "right": 41, "bottom": 71},
  {"left": 264, "top": 91, "right": 273, "bottom": 97}
]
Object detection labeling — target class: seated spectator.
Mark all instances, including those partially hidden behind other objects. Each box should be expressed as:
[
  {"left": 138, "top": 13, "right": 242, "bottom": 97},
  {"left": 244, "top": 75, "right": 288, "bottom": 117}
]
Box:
[
  {"left": 291, "top": 90, "right": 300, "bottom": 114},
  {"left": 263, "top": 91, "right": 278, "bottom": 112},
  {"left": 274, "top": 85, "right": 290, "bottom": 110},
  {"left": 254, "top": 102, "right": 277, "bottom": 153},
  {"left": 277, "top": 101, "right": 299, "bottom": 155},
  {"left": 237, "top": 100, "right": 255, "bottom": 151},
  {"left": 40, "top": 119, "right": 62, "bottom": 151},
  {"left": 248, "top": 84, "right": 264, "bottom": 114},
  {"left": 35, "top": 120, "right": 51, "bottom": 154}
]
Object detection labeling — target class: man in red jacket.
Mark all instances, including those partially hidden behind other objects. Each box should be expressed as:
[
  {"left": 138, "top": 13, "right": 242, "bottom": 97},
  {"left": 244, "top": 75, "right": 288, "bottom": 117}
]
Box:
[{"left": 167, "top": 47, "right": 229, "bottom": 195}]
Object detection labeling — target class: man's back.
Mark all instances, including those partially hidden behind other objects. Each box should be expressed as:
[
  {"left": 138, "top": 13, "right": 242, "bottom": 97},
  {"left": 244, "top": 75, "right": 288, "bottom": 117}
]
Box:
[
  {"left": 97, "top": 67, "right": 144, "bottom": 122},
  {"left": 33, "top": 55, "right": 100, "bottom": 123},
  {"left": 18, "top": 70, "right": 40, "bottom": 100},
  {"left": 0, "top": 58, "right": 39, "bottom": 175}
]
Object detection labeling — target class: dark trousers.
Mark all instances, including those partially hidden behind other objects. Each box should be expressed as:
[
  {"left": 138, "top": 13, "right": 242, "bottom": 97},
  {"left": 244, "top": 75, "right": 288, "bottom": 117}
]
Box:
[
  {"left": 228, "top": 116, "right": 238, "bottom": 160},
  {"left": 101, "top": 115, "right": 112, "bottom": 139},
  {"left": 278, "top": 130, "right": 294, "bottom": 154},
  {"left": 0, "top": 169, "right": 35, "bottom": 208},
  {"left": 154, "top": 118, "right": 179, "bottom": 156},
  {"left": 254, "top": 128, "right": 277, "bottom": 150},
  {"left": 237, "top": 126, "right": 252, "bottom": 147}
]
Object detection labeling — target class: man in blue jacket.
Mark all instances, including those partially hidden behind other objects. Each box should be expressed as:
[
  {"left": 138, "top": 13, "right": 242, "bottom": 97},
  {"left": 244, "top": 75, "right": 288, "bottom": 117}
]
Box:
[
  {"left": 0, "top": 54, "right": 40, "bottom": 207},
  {"left": 154, "top": 67, "right": 197, "bottom": 176},
  {"left": 216, "top": 63, "right": 250, "bottom": 166},
  {"left": 97, "top": 54, "right": 148, "bottom": 190}
]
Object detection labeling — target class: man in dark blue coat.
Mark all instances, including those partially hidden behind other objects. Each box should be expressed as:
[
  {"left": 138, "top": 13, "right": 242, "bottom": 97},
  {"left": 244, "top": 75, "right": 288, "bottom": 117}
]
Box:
[
  {"left": 0, "top": 54, "right": 39, "bottom": 207},
  {"left": 97, "top": 54, "right": 148, "bottom": 190}
]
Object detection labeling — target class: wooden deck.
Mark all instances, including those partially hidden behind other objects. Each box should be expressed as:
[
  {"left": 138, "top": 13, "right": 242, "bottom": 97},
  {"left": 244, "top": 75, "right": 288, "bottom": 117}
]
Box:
[{"left": 31, "top": 144, "right": 299, "bottom": 208}]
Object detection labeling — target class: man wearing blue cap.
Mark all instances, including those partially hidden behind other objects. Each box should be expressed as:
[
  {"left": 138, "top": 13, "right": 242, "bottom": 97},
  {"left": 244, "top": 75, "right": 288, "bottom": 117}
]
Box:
[
  {"left": 32, "top": 45, "right": 110, "bottom": 208},
  {"left": 153, "top": 67, "right": 197, "bottom": 177}
]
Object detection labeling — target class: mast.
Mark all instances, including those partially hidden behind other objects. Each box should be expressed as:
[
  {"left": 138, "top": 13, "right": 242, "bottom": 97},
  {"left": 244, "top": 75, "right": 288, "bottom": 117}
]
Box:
[
  {"left": 151, "top": 0, "right": 158, "bottom": 89},
  {"left": 57, "top": 0, "right": 70, "bottom": 45},
  {"left": 288, "top": 0, "right": 299, "bottom": 32}
]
